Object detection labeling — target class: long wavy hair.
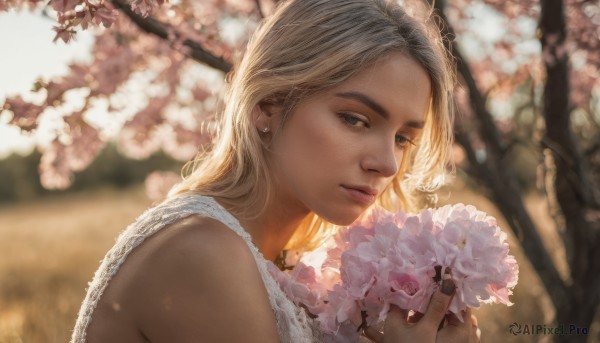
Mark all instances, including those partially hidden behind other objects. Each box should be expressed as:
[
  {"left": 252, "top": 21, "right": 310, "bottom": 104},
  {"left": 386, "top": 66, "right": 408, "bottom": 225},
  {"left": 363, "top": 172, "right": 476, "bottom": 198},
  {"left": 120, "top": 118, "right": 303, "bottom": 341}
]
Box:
[{"left": 171, "top": 0, "right": 455, "bottom": 251}]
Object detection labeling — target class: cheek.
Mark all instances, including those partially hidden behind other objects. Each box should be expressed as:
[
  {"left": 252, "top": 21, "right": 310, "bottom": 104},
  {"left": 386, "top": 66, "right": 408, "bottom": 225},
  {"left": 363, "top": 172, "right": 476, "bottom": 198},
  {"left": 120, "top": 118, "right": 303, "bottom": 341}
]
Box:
[
  {"left": 282, "top": 118, "right": 347, "bottom": 169},
  {"left": 274, "top": 113, "right": 351, "bottom": 182}
]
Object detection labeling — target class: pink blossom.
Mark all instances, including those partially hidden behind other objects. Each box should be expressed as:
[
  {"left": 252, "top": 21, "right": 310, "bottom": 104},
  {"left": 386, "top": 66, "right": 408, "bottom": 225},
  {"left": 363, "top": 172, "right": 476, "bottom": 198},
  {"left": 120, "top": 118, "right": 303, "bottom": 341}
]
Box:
[
  {"left": 130, "top": 0, "right": 158, "bottom": 17},
  {"left": 191, "top": 86, "right": 211, "bottom": 102},
  {"left": 117, "top": 96, "right": 169, "bottom": 159},
  {"left": 93, "top": 7, "right": 119, "bottom": 28},
  {"left": 340, "top": 252, "right": 376, "bottom": 299},
  {"left": 52, "top": 26, "right": 76, "bottom": 44},
  {"left": 425, "top": 204, "right": 519, "bottom": 316},
  {"left": 266, "top": 261, "right": 324, "bottom": 315},
  {"left": 63, "top": 111, "right": 104, "bottom": 172},
  {"left": 90, "top": 37, "right": 135, "bottom": 95},
  {"left": 49, "top": 0, "right": 79, "bottom": 13},
  {"left": 319, "top": 284, "right": 359, "bottom": 333},
  {"left": 268, "top": 204, "right": 519, "bottom": 338},
  {"left": 162, "top": 124, "right": 212, "bottom": 161},
  {"left": 43, "top": 66, "right": 88, "bottom": 107},
  {"left": 387, "top": 270, "right": 432, "bottom": 312},
  {"left": 144, "top": 171, "right": 181, "bottom": 201},
  {"left": 38, "top": 111, "right": 104, "bottom": 190},
  {"left": 2, "top": 95, "right": 45, "bottom": 131},
  {"left": 78, "top": 10, "right": 94, "bottom": 30},
  {"left": 39, "top": 140, "right": 73, "bottom": 190}
]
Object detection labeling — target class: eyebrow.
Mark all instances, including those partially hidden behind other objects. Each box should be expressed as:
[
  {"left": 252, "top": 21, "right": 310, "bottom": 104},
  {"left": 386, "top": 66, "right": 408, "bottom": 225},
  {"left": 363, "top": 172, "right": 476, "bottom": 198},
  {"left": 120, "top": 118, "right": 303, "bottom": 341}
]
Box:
[{"left": 334, "top": 91, "right": 425, "bottom": 129}]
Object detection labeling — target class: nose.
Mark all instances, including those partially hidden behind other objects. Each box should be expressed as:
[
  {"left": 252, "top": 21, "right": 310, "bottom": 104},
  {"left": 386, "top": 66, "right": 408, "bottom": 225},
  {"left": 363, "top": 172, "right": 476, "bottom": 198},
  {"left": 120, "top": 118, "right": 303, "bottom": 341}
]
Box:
[{"left": 360, "top": 137, "right": 401, "bottom": 177}]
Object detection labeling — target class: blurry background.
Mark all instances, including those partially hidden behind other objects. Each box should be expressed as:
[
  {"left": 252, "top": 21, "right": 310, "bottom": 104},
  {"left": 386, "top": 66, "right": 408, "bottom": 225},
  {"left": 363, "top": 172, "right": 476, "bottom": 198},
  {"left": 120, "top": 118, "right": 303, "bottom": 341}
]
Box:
[{"left": 0, "top": 0, "right": 598, "bottom": 342}]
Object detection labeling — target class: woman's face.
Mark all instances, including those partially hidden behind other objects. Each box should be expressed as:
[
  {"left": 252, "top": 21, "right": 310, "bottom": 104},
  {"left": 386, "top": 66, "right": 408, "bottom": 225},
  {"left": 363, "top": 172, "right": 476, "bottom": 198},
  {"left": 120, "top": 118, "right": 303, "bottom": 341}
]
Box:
[{"left": 268, "top": 52, "right": 432, "bottom": 225}]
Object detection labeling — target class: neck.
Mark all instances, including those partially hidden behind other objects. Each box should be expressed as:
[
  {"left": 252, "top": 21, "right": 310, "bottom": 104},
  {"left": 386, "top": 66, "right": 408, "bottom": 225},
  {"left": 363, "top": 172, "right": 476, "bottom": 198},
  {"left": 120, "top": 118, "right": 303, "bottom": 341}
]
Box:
[{"left": 215, "top": 195, "right": 310, "bottom": 261}]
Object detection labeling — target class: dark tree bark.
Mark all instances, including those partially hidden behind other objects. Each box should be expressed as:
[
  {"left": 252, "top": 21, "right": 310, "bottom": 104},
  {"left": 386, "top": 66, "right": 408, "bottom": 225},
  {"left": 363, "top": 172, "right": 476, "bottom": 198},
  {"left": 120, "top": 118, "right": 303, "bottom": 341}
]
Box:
[
  {"left": 538, "top": 0, "right": 600, "bottom": 341},
  {"left": 429, "top": 0, "right": 570, "bottom": 313},
  {"left": 428, "top": 0, "right": 600, "bottom": 340}
]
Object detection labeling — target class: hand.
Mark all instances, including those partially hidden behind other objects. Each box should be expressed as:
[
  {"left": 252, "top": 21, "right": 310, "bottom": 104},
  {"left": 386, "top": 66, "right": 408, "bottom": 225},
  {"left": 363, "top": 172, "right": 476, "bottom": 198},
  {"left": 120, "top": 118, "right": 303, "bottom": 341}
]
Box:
[
  {"left": 436, "top": 308, "right": 481, "bottom": 343},
  {"left": 363, "top": 277, "right": 481, "bottom": 343}
]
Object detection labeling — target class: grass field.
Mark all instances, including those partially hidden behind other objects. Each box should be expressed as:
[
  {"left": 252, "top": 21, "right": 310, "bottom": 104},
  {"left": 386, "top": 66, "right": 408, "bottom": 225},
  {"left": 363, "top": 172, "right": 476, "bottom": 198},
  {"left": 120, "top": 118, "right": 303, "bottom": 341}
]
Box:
[
  {"left": 0, "top": 183, "right": 597, "bottom": 342},
  {"left": 0, "top": 186, "right": 152, "bottom": 343}
]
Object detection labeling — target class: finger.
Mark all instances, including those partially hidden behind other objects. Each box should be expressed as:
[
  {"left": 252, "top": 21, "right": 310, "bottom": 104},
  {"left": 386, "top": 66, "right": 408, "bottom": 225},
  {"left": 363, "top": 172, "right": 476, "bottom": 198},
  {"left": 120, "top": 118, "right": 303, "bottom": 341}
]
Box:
[
  {"left": 363, "top": 326, "right": 384, "bottom": 343},
  {"left": 475, "top": 327, "right": 481, "bottom": 342},
  {"left": 389, "top": 305, "right": 409, "bottom": 325},
  {"left": 445, "top": 312, "right": 461, "bottom": 326},
  {"left": 380, "top": 305, "right": 412, "bottom": 341},
  {"left": 471, "top": 314, "right": 478, "bottom": 327},
  {"left": 470, "top": 313, "right": 480, "bottom": 343},
  {"left": 384, "top": 306, "right": 410, "bottom": 325},
  {"left": 422, "top": 270, "right": 455, "bottom": 327},
  {"left": 446, "top": 308, "right": 471, "bottom": 326}
]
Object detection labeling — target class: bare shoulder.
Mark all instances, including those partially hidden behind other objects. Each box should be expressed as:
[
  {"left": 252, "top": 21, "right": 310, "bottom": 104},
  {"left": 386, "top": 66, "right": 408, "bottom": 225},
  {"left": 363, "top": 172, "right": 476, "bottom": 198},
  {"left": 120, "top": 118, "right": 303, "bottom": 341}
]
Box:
[
  {"left": 120, "top": 215, "right": 279, "bottom": 343},
  {"left": 148, "top": 215, "right": 256, "bottom": 266}
]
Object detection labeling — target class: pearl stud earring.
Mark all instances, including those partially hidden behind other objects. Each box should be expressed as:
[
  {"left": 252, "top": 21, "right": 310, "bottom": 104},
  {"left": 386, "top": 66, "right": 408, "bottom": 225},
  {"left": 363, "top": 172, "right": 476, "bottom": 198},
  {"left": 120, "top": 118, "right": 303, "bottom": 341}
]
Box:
[{"left": 262, "top": 127, "right": 270, "bottom": 133}]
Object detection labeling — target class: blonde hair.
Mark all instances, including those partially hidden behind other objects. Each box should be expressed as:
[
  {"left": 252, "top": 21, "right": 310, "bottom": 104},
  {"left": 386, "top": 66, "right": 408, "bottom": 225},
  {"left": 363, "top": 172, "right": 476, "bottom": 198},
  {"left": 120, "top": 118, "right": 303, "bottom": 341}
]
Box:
[{"left": 171, "top": 0, "right": 455, "bottom": 251}]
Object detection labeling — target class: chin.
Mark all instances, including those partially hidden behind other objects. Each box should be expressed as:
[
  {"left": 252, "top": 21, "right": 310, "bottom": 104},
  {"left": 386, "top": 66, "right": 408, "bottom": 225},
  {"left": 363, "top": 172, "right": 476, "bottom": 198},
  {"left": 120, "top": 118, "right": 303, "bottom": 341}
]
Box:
[{"left": 317, "top": 207, "right": 364, "bottom": 226}]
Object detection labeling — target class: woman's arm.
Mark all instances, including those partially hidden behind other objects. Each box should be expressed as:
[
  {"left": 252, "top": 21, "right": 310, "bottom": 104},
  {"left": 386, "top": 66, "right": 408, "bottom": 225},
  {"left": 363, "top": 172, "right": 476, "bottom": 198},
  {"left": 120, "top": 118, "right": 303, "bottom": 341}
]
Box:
[{"left": 125, "top": 216, "right": 280, "bottom": 343}]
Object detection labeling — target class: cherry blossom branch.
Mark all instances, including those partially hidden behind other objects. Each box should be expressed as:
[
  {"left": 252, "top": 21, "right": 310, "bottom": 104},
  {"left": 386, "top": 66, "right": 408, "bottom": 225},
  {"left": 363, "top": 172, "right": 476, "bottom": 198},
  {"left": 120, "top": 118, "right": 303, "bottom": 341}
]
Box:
[
  {"left": 110, "top": 0, "right": 232, "bottom": 72},
  {"left": 430, "top": 0, "right": 570, "bottom": 312}
]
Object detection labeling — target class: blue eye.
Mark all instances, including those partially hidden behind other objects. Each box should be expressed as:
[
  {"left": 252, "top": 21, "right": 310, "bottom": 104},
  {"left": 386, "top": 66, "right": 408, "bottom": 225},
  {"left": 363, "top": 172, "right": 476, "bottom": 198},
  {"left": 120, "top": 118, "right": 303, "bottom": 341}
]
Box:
[
  {"left": 395, "top": 135, "right": 415, "bottom": 148},
  {"left": 338, "top": 113, "right": 368, "bottom": 128}
]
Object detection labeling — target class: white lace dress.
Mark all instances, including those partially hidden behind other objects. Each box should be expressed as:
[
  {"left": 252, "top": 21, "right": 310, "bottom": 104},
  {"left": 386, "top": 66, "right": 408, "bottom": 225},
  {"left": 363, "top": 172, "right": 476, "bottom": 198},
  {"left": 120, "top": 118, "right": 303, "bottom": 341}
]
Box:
[{"left": 71, "top": 194, "right": 322, "bottom": 343}]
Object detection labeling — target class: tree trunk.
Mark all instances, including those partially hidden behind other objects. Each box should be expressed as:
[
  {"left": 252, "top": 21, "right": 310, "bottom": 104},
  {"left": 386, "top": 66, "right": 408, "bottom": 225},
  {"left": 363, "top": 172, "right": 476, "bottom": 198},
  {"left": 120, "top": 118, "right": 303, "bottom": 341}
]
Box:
[
  {"left": 429, "top": 0, "right": 571, "bottom": 316},
  {"left": 539, "top": 0, "right": 600, "bottom": 341},
  {"left": 430, "top": 0, "right": 599, "bottom": 341}
]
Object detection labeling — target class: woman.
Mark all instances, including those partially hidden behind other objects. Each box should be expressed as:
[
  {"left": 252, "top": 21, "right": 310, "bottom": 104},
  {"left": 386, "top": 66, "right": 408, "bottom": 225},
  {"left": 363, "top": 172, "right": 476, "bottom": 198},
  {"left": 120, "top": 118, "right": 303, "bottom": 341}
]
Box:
[{"left": 72, "top": 0, "right": 480, "bottom": 342}]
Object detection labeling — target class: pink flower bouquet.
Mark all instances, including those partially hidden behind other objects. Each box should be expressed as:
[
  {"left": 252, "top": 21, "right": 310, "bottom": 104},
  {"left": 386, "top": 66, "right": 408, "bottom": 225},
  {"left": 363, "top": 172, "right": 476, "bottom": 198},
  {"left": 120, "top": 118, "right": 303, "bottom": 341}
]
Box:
[{"left": 268, "top": 204, "right": 519, "bottom": 342}]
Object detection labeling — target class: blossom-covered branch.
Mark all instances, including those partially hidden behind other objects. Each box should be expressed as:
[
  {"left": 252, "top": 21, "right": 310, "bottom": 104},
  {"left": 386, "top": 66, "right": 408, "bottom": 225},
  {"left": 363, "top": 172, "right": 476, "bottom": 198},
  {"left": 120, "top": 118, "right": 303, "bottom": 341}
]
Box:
[{"left": 110, "top": 0, "right": 232, "bottom": 72}]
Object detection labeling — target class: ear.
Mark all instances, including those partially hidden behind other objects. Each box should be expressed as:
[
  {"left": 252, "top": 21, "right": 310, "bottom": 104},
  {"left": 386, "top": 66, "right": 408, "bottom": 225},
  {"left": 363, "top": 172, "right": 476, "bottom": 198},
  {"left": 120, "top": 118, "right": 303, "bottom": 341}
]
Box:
[{"left": 252, "top": 102, "right": 275, "bottom": 133}]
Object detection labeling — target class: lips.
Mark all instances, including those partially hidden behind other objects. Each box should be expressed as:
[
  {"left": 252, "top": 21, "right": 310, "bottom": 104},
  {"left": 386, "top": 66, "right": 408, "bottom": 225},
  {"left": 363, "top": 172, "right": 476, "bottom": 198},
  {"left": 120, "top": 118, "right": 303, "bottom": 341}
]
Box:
[
  {"left": 341, "top": 184, "right": 378, "bottom": 205},
  {"left": 341, "top": 184, "right": 378, "bottom": 197}
]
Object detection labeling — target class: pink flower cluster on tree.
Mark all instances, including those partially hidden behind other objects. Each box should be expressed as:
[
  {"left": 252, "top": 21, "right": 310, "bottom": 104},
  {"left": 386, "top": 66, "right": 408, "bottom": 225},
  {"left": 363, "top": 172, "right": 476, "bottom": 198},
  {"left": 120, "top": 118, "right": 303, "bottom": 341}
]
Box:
[
  {"left": 268, "top": 204, "right": 519, "bottom": 342},
  {"left": 1, "top": 0, "right": 259, "bottom": 189}
]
